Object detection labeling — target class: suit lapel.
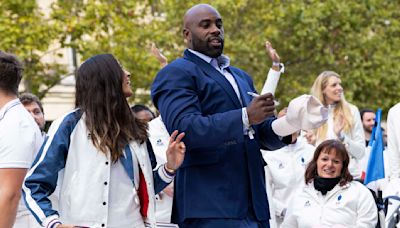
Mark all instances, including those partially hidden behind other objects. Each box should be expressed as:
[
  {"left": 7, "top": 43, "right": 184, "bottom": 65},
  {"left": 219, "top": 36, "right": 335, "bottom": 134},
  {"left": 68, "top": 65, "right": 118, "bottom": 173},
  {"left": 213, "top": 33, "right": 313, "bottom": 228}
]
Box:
[
  {"left": 184, "top": 50, "right": 242, "bottom": 108},
  {"left": 227, "top": 67, "right": 252, "bottom": 107}
]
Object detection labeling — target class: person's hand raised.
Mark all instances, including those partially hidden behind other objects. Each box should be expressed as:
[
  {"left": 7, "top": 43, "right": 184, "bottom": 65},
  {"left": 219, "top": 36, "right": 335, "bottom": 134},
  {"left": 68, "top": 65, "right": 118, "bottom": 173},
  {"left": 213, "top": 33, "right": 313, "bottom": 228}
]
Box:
[
  {"left": 334, "top": 113, "right": 345, "bottom": 137},
  {"left": 165, "top": 130, "right": 186, "bottom": 173},
  {"left": 305, "top": 130, "right": 316, "bottom": 146},
  {"left": 246, "top": 93, "right": 276, "bottom": 125},
  {"left": 150, "top": 43, "right": 168, "bottom": 67},
  {"left": 265, "top": 40, "right": 280, "bottom": 63}
]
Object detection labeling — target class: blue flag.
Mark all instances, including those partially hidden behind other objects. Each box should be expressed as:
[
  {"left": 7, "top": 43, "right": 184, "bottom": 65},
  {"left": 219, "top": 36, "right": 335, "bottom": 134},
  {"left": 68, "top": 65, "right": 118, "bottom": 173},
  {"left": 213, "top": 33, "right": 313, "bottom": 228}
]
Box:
[{"left": 364, "top": 108, "right": 385, "bottom": 189}]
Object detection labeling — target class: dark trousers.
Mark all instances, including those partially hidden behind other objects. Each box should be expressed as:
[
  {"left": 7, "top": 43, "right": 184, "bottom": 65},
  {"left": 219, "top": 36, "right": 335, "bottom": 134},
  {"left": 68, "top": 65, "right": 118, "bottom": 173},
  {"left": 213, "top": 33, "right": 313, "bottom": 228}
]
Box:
[
  {"left": 178, "top": 210, "right": 269, "bottom": 228},
  {"left": 179, "top": 218, "right": 269, "bottom": 228}
]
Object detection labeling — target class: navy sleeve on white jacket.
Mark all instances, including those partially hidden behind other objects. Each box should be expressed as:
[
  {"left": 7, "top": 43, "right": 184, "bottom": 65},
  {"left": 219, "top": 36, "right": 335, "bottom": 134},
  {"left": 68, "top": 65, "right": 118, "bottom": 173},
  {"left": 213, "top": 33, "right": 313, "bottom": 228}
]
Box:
[
  {"left": 22, "top": 111, "right": 82, "bottom": 225},
  {"left": 146, "top": 139, "right": 174, "bottom": 194}
]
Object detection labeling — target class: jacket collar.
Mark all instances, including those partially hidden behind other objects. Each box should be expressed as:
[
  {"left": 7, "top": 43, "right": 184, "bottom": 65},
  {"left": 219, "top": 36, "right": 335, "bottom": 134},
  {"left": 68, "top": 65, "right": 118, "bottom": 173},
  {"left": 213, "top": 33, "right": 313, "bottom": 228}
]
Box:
[
  {"left": 304, "top": 181, "right": 351, "bottom": 202},
  {"left": 187, "top": 49, "right": 231, "bottom": 69},
  {"left": 0, "top": 98, "right": 21, "bottom": 121},
  {"left": 183, "top": 49, "right": 243, "bottom": 108}
]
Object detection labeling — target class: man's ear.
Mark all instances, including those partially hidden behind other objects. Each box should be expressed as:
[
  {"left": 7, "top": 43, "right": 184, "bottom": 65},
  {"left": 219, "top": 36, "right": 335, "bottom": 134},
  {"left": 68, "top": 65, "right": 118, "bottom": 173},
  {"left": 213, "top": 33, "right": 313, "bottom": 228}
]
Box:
[{"left": 183, "top": 28, "right": 190, "bottom": 43}]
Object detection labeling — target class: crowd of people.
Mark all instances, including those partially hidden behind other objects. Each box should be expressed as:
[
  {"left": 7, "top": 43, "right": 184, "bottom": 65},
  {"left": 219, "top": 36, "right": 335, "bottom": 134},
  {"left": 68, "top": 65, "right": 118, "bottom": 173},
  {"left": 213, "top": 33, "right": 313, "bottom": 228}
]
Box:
[{"left": 1, "top": 3, "right": 400, "bottom": 228}]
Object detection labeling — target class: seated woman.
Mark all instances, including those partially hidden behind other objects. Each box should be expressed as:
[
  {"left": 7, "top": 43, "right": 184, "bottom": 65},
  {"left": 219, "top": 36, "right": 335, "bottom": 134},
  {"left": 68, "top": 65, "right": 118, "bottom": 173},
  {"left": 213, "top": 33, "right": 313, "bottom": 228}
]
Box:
[
  {"left": 281, "top": 139, "right": 377, "bottom": 228},
  {"left": 22, "top": 54, "right": 185, "bottom": 228}
]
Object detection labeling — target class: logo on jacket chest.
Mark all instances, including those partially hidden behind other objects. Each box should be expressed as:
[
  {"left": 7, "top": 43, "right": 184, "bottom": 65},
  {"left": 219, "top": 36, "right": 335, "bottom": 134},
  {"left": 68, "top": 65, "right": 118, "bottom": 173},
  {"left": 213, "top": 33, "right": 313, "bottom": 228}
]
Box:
[
  {"left": 156, "top": 138, "right": 164, "bottom": 146},
  {"left": 304, "top": 200, "right": 311, "bottom": 207},
  {"left": 336, "top": 194, "right": 342, "bottom": 205},
  {"left": 300, "top": 157, "right": 306, "bottom": 167}
]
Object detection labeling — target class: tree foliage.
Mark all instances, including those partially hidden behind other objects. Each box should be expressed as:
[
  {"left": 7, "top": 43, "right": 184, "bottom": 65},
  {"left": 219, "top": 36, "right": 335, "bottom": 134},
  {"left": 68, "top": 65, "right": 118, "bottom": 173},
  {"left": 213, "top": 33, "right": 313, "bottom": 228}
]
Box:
[
  {"left": 50, "top": 0, "right": 169, "bottom": 104},
  {"left": 1, "top": 0, "right": 399, "bottom": 115},
  {"left": 0, "top": 0, "right": 66, "bottom": 98},
  {"left": 154, "top": 0, "right": 400, "bottom": 115},
  {"left": 273, "top": 0, "right": 400, "bottom": 115}
]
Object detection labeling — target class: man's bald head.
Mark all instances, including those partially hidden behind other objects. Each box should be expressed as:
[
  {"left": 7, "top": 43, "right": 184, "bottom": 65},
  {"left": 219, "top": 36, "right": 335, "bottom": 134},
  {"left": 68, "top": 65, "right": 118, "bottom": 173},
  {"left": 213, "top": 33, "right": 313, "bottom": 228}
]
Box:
[
  {"left": 182, "top": 4, "right": 224, "bottom": 57},
  {"left": 183, "top": 4, "right": 219, "bottom": 27}
]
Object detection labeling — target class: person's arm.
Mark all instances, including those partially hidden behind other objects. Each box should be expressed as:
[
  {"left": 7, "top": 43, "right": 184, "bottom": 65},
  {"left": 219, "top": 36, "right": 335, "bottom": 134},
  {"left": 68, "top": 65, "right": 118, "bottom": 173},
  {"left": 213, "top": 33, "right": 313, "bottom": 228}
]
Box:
[
  {"left": 150, "top": 43, "right": 168, "bottom": 67},
  {"left": 267, "top": 163, "right": 288, "bottom": 217},
  {"left": 343, "top": 106, "right": 365, "bottom": 160},
  {"left": 280, "top": 197, "right": 298, "bottom": 228},
  {"left": 265, "top": 41, "right": 281, "bottom": 72},
  {"left": 0, "top": 112, "right": 38, "bottom": 228},
  {"left": 153, "top": 130, "right": 185, "bottom": 194},
  {"left": 23, "top": 112, "right": 79, "bottom": 227},
  {"left": 387, "top": 105, "right": 400, "bottom": 178},
  {"left": 334, "top": 106, "right": 365, "bottom": 159},
  {"left": 355, "top": 184, "right": 378, "bottom": 227},
  {"left": 257, "top": 117, "right": 288, "bottom": 150},
  {"left": 260, "top": 40, "right": 284, "bottom": 97},
  {"left": 258, "top": 40, "right": 292, "bottom": 148},
  {"left": 148, "top": 119, "right": 176, "bottom": 197},
  {"left": 0, "top": 168, "right": 27, "bottom": 228},
  {"left": 262, "top": 150, "right": 287, "bottom": 218},
  {"left": 231, "top": 66, "right": 285, "bottom": 150},
  {"left": 273, "top": 197, "right": 287, "bottom": 218},
  {"left": 304, "top": 130, "right": 317, "bottom": 146}
]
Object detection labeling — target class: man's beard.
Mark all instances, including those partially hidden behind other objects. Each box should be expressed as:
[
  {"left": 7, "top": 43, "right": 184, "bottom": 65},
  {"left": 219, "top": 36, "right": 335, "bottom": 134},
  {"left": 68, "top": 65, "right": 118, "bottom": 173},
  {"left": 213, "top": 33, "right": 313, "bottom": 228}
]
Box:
[{"left": 191, "top": 34, "right": 224, "bottom": 58}]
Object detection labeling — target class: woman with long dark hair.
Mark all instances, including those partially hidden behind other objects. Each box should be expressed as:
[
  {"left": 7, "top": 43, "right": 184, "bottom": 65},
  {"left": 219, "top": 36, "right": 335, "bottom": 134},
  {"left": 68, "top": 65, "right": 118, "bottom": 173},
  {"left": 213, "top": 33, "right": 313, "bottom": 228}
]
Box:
[{"left": 22, "top": 54, "right": 185, "bottom": 228}]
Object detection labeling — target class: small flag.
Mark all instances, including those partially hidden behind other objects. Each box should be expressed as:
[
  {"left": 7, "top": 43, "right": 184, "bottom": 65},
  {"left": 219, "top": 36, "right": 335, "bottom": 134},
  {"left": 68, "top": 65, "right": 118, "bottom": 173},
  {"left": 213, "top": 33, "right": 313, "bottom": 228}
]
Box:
[{"left": 364, "top": 108, "right": 385, "bottom": 191}]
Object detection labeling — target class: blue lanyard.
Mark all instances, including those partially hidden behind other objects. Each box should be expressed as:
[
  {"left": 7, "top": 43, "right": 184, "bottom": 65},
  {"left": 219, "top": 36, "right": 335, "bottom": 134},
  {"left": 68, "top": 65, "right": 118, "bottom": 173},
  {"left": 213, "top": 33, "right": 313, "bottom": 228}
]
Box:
[{"left": 120, "top": 144, "right": 135, "bottom": 186}]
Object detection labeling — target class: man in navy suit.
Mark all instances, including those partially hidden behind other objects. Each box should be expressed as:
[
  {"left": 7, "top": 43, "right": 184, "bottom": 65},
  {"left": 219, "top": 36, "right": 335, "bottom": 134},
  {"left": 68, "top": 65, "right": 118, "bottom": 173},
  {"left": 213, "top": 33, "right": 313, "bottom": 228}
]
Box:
[{"left": 151, "top": 4, "right": 289, "bottom": 228}]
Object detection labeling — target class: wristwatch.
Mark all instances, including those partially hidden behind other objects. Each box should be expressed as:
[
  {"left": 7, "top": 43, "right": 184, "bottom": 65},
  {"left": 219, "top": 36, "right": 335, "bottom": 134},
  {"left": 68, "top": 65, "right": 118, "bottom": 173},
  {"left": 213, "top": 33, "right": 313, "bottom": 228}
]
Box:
[{"left": 272, "top": 62, "right": 285, "bottom": 73}]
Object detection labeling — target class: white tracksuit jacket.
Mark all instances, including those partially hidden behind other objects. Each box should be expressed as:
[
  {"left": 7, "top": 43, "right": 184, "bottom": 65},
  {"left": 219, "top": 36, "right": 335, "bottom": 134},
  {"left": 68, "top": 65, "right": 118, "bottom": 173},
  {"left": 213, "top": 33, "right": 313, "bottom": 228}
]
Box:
[
  {"left": 281, "top": 181, "right": 377, "bottom": 228},
  {"left": 262, "top": 138, "right": 315, "bottom": 226},
  {"left": 387, "top": 103, "right": 400, "bottom": 179},
  {"left": 22, "top": 110, "right": 173, "bottom": 228},
  {"left": 148, "top": 116, "right": 174, "bottom": 223}
]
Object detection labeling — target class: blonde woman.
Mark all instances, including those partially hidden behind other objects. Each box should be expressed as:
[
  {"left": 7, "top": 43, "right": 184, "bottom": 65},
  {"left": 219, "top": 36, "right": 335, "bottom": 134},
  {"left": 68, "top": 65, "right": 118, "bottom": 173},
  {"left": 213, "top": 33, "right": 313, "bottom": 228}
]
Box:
[{"left": 306, "top": 71, "right": 365, "bottom": 179}]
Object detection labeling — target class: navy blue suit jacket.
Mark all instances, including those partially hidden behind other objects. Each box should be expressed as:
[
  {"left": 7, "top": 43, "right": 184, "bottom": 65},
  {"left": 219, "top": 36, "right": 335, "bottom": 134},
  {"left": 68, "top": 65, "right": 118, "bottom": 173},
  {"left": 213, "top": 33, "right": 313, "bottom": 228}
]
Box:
[{"left": 151, "top": 50, "right": 286, "bottom": 224}]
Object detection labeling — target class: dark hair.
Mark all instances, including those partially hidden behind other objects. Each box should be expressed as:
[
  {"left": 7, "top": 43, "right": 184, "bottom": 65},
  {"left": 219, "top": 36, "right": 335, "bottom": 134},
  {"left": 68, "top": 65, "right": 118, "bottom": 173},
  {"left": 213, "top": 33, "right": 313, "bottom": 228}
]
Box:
[
  {"left": 20, "top": 93, "right": 44, "bottom": 113},
  {"left": 75, "top": 54, "right": 147, "bottom": 162},
  {"left": 359, "top": 108, "right": 374, "bottom": 121},
  {"left": 0, "top": 51, "right": 23, "bottom": 95},
  {"left": 305, "top": 139, "right": 353, "bottom": 186},
  {"left": 131, "top": 104, "right": 156, "bottom": 118}
]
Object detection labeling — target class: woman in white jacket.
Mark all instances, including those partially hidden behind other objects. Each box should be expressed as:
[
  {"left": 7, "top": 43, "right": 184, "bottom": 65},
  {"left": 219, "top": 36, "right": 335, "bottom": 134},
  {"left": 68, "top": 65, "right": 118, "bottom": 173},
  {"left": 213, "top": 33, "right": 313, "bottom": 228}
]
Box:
[
  {"left": 306, "top": 71, "right": 365, "bottom": 179},
  {"left": 22, "top": 54, "right": 185, "bottom": 228},
  {"left": 263, "top": 132, "right": 315, "bottom": 227},
  {"left": 281, "top": 139, "right": 377, "bottom": 228}
]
